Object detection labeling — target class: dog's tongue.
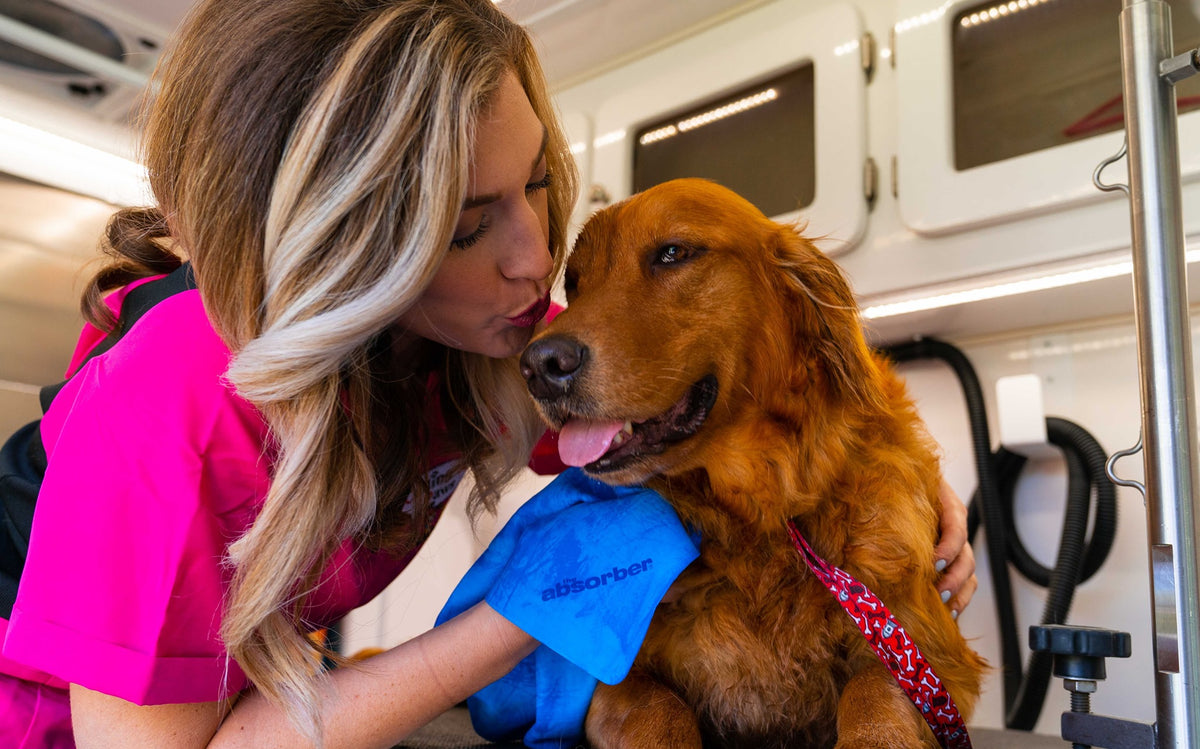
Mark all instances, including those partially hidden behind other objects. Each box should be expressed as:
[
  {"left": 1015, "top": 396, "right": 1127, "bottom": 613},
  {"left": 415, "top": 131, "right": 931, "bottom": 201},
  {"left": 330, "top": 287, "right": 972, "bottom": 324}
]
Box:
[{"left": 557, "top": 419, "right": 625, "bottom": 467}]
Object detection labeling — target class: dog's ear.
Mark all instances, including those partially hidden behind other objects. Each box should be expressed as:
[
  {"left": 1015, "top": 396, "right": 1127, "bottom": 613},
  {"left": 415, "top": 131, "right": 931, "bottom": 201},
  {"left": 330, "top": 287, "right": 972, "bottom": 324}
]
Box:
[{"left": 769, "top": 224, "right": 887, "bottom": 413}]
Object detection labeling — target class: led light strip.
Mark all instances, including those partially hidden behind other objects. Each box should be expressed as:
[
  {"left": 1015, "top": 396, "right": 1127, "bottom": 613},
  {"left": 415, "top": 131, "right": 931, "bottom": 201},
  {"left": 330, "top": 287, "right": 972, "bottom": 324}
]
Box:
[
  {"left": 960, "top": 0, "right": 1053, "bottom": 28},
  {"left": 637, "top": 88, "right": 778, "bottom": 146},
  {"left": 860, "top": 250, "right": 1200, "bottom": 320}
]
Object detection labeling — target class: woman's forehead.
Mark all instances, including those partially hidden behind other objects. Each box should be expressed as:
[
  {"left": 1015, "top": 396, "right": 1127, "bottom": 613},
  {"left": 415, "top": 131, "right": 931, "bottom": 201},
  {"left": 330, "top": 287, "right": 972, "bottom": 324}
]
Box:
[{"left": 465, "top": 72, "right": 547, "bottom": 199}]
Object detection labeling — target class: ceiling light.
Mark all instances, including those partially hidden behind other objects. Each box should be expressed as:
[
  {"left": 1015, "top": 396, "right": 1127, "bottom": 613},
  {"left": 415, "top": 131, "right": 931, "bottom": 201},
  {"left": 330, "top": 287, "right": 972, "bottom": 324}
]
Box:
[
  {"left": 592, "top": 129, "right": 627, "bottom": 149},
  {"left": 0, "top": 115, "right": 149, "bottom": 206}
]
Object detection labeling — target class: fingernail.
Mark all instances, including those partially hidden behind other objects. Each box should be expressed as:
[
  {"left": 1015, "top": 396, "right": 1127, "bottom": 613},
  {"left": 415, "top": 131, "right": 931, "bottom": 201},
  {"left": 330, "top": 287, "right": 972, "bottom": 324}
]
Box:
[
  {"left": 940, "top": 590, "right": 952, "bottom": 604},
  {"left": 935, "top": 559, "right": 948, "bottom": 573},
  {"left": 951, "top": 609, "right": 959, "bottom": 621}
]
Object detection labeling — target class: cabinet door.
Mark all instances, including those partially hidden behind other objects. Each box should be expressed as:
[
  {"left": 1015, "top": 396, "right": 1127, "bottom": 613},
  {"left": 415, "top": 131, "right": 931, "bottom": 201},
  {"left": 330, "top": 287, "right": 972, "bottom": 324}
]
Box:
[
  {"left": 588, "top": 3, "right": 870, "bottom": 255},
  {"left": 897, "top": 0, "right": 1200, "bottom": 235}
]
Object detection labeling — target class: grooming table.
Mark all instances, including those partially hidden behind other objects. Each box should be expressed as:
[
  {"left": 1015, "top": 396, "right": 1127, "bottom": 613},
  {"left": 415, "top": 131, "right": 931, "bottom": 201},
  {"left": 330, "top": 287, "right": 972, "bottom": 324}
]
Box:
[
  {"left": 393, "top": 707, "right": 1070, "bottom": 748},
  {"left": 394, "top": 708, "right": 521, "bottom": 749}
]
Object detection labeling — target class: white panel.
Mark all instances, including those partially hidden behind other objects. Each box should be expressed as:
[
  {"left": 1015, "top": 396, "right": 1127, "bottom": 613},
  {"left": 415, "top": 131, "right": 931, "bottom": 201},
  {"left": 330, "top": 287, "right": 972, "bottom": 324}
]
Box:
[
  {"left": 995, "top": 373, "right": 1052, "bottom": 458},
  {"left": 587, "top": 3, "right": 869, "bottom": 255},
  {"left": 0, "top": 86, "right": 148, "bottom": 205}
]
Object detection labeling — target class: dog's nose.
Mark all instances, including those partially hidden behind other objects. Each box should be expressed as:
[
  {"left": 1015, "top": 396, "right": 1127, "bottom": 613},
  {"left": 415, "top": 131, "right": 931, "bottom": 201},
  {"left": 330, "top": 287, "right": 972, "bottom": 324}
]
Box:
[{"left": 520, "top": 335, "right": 586, "bottom": 401}]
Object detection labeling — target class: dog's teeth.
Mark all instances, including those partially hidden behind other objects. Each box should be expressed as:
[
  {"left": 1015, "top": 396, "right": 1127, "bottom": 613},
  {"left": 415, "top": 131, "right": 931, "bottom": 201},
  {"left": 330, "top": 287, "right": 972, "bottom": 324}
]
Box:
[{"left": 609, "top": 421, "right": 635, "bottom": 450}]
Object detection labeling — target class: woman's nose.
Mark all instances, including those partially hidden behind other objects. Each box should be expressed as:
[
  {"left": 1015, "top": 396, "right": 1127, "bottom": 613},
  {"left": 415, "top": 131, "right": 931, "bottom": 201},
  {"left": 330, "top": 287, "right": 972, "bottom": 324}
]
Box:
[{"left": 500, "top": 200, "right": 553, "bottom": 281}]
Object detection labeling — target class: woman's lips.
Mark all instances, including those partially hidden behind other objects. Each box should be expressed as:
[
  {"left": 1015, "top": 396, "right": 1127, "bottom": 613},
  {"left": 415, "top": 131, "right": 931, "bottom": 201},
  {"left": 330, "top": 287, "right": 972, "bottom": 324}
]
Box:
[{"left": 507, "top": 291, "right": 552, "bottom": 328}]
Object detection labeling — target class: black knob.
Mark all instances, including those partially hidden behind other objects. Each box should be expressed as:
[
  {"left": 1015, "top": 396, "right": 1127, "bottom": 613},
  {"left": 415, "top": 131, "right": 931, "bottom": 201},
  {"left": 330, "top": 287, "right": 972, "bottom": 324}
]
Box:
[{"left": 1030, "top": 625, "right": 1132, "bottom": 681}]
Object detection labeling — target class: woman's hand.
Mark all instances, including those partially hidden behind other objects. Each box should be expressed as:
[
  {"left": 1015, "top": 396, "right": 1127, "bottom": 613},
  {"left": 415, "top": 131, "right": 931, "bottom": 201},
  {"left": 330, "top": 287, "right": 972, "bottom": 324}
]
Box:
[{"left": 934, "top": 479, "right": 977, "bottom": 619}]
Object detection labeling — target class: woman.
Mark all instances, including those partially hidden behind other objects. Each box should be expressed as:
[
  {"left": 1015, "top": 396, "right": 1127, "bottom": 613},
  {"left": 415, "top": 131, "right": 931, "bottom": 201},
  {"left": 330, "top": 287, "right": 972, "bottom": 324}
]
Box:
[{"left": 0, "top": 0, "right": 976, "bottom": 746}]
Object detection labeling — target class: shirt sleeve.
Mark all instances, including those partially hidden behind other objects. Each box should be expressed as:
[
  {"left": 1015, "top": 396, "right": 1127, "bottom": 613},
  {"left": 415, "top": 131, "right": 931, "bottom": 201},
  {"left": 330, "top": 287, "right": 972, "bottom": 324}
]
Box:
[
  {"left": 1, "top": 290, "right": 272, "bottom": 705},
  {"left": 528, "top": 430, "right": 567, "bottom": 475}
]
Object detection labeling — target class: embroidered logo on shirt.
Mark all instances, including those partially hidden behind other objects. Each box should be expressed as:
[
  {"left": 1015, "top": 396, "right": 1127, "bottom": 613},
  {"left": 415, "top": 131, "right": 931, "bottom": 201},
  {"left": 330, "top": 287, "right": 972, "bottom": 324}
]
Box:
[
  {"left": 541, "top": 558, "right": 654, "bottom": 601},
  {"left": 401, "top": 460, "right": 463, "bottom": 514}
]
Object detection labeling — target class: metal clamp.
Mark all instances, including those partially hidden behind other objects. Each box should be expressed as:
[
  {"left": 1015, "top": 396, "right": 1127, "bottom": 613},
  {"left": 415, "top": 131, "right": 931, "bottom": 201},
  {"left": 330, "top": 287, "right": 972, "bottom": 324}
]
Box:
[{"left": 1160, "top": 47, "right": 1200, "bottom": 85}]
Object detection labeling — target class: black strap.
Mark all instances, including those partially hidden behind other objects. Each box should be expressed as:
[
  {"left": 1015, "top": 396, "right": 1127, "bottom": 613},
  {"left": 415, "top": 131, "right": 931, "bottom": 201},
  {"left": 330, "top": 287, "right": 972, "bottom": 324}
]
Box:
[{"left": 39, "top": 263, "right": 197, "bottom": 413}]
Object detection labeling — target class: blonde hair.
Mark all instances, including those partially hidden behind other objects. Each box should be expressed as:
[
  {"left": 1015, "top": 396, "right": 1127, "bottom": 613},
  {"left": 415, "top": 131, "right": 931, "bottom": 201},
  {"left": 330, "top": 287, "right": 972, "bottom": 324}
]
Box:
[{"left": 84, "top": 0, "right": 577, "bottom": 738}]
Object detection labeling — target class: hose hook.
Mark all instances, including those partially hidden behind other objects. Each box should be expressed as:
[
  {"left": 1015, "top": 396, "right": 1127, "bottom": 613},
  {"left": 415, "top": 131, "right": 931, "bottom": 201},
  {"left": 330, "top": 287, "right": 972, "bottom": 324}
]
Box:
[
  {"left": 1106, "top": 432, "right": 1146, "bottom": 496},
  {"left": 1093, "top": 137, "right": 1130, "bottom": 196}
]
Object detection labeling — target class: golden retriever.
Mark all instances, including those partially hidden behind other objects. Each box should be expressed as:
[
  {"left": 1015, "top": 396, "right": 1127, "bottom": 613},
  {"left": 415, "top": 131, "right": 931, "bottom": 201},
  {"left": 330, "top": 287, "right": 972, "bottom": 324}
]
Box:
[{"left": 519, "top": 178, "right": 986, "bottom": 748}]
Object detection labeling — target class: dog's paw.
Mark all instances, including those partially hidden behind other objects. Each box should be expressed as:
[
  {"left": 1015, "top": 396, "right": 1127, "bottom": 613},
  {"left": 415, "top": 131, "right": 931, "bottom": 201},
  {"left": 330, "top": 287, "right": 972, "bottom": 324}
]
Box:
[
  {"left": 834, "top": 738, "right": 932, "bottom": 749},
  {"left": 585, "top": 701, "right": 703, "bottom": 749},
  {"left": 586, "top": 672, "right": 703, "bottom": 749}
]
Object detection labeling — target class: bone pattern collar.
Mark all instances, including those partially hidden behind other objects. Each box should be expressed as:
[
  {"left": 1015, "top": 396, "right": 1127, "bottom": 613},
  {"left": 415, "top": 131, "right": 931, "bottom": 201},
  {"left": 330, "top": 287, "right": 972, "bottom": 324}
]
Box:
[{"left": 786, "top": 521, "right": 973, "bottom": 749}]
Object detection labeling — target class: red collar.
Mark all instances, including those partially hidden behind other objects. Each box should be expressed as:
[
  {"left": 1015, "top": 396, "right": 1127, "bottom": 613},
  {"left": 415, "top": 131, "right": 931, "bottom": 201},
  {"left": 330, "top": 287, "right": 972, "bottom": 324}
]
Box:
[{"left": 786, "top": 520, "right": 973, "bottom": 749}]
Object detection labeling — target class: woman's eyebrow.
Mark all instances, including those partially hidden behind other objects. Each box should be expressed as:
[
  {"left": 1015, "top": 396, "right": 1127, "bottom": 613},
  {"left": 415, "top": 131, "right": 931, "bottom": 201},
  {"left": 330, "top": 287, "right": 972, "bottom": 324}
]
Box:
[{"left": 462, "top": 125, "right": 550, "bottom": 210}]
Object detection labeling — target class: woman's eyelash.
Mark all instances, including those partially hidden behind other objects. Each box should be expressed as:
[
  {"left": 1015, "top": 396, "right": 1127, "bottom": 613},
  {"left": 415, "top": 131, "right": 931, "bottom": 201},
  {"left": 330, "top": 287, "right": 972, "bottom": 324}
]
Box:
[
  {"left": 451, "top": 214, "right": 491, "bottom": 250},
  {"left": 526, "top": 170, "right": 553, "bottom": 193}
]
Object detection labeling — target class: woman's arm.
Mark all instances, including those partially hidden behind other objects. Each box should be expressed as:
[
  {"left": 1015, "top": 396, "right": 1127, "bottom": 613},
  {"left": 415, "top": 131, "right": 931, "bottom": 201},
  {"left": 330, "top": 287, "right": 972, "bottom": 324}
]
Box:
[{"left": 71, "top": 601, "right": 535, "bottom": 749}]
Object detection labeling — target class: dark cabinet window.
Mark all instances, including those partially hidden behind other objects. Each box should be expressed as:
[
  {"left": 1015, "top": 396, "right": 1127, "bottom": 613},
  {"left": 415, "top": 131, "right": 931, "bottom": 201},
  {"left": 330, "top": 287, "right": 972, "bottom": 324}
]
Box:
[{"left": 632, "top": 62, "right": 815, "bottom": 217}]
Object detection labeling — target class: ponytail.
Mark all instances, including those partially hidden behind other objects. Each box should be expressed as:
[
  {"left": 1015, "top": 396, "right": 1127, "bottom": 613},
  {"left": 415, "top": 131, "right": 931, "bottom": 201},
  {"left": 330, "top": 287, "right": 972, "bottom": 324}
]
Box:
[{"left": 82, "top": 208, "right": 181, "bottom": 332}]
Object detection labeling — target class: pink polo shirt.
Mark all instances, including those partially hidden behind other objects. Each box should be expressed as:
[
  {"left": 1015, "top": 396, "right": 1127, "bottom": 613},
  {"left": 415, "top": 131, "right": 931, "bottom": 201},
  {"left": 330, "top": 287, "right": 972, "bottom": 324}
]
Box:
[{"left": 0, "top": 286, "right": 459, "bottom": 705}]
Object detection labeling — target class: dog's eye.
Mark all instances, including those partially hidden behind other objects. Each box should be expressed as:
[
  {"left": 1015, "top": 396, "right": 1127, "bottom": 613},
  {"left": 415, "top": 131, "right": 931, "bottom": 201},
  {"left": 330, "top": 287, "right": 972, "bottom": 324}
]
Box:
[
  {"left": 563, "top": 269, "right": 579, "bottom": 298},
  {"left": 655, "top": 244, "right": 688, "bottom": 265}
]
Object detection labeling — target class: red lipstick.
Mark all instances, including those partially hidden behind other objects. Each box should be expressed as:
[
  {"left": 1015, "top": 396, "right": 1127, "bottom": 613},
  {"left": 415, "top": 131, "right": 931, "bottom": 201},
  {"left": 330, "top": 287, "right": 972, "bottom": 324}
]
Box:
[{"left": 508, "top": 291, "right": 552, "bottom": 328}]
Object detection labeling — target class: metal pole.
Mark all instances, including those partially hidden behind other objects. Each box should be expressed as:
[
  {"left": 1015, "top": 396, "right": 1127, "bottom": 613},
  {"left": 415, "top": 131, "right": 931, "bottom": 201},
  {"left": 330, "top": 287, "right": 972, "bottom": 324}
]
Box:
[{"left": 1119, "top": 1, "right": 1200, "bottom": 746}]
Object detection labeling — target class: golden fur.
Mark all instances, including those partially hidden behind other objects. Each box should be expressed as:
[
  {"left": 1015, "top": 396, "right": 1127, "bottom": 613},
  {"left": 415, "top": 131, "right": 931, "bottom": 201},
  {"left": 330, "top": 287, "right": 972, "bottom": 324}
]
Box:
[{"left": 521, "top": 179, "right": 986, "bottom": 748}]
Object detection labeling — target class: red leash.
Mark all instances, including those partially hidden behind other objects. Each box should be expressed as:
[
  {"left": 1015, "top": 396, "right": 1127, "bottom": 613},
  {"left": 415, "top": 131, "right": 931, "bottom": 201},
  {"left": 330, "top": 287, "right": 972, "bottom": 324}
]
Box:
[{"left": 786, "top": 520, "right": 973, "bottom": 749}]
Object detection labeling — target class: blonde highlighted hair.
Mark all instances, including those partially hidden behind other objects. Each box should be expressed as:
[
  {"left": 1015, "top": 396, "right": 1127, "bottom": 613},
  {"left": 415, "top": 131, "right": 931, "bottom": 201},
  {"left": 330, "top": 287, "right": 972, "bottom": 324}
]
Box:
[{"left": 83, "top": 0, "right": 577, "bottom": 739}]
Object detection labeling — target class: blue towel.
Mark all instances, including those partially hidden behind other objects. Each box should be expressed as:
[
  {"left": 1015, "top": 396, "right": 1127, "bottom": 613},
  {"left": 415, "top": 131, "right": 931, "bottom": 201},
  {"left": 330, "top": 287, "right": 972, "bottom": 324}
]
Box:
[{"left": 437, "top": 468, "right": 700, "bottom": 748}]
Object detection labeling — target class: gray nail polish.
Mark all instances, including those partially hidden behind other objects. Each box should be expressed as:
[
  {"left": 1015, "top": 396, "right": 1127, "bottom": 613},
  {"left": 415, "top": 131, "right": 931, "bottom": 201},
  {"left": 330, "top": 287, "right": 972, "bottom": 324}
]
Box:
[
  {"left": 940, "top": 589, "right": 951, "bottom": 603},
  {"left": 935, "top": 558, "right": 948, "bottom": 573}
]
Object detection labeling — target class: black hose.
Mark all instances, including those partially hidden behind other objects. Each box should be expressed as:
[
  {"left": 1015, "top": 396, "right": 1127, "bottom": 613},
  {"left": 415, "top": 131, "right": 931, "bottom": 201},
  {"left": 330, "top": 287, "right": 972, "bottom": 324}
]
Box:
[
  {"left": 1003, "top": 420, "right": 1118, "bottom": 589},
  {"left": 882, "top": 338, "right": 1117, "bottom": 731}
]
